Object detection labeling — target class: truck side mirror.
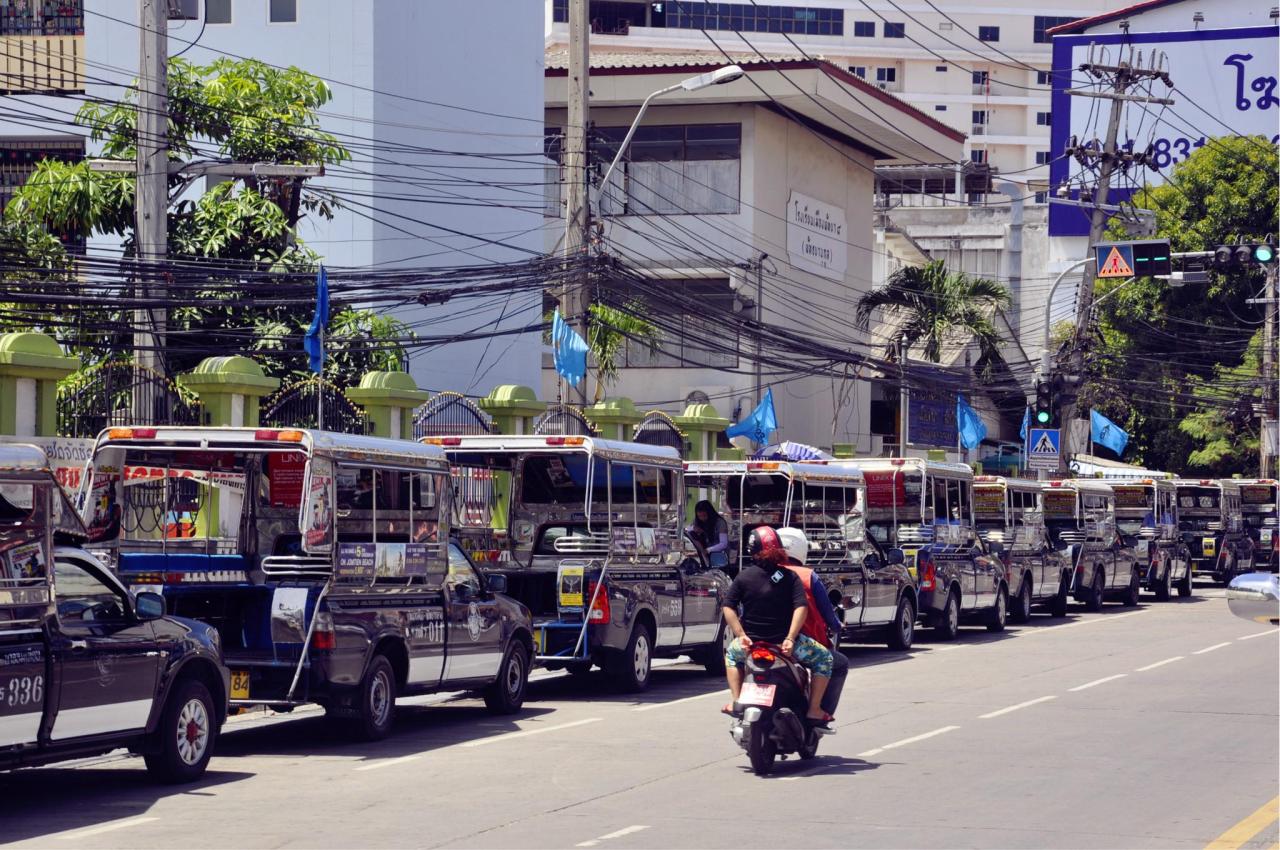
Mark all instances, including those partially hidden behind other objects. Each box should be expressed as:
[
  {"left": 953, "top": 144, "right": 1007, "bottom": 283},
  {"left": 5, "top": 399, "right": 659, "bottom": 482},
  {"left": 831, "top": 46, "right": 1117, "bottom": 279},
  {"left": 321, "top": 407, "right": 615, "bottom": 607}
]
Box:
[
  {"left": 862, "top": 553, "right": 882, "bottom": 570},
  {"left": 134, "top": 591, "right": 165, "bottom": 620},
  {"left": 486, "top": 574, "right": 508, "bottom": 595},
  {"left": 989, "top": 541, "right": 1005, "bottom": 556},
  {"left": 885, "top": 548, "right": 906, "bottom": 566}
]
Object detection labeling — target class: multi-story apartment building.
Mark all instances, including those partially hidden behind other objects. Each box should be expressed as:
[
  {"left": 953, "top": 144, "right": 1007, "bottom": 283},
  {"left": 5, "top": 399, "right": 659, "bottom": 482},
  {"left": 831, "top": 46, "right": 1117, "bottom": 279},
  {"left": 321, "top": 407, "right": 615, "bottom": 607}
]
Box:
[{"left": 546, "top": 0, "right": 1116, "bottom": 197}]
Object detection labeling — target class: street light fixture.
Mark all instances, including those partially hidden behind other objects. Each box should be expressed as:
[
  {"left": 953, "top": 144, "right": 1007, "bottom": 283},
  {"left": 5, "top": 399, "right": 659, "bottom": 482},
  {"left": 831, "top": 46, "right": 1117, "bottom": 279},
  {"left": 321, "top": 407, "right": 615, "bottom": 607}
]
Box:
[{"left": 596, "top": 65, "right": 745, "bottom": 194}]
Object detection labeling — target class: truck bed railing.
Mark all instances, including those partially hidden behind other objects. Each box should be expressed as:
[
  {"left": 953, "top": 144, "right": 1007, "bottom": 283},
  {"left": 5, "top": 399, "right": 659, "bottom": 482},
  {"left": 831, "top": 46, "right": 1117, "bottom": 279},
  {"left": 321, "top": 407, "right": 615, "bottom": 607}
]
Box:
[
  {"left": 260, "top": 555, "right": 332, "bottom": 579},
  {"left": 552, "top": 533, "right": 610, "bottom": 556}
]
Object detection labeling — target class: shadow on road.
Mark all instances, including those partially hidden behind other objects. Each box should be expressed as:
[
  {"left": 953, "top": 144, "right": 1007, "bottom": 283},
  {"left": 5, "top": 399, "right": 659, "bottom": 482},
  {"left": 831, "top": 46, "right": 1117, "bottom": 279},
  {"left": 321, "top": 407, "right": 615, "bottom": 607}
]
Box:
[
  {"left": 739, "top": 755, "right": 880, "bottom": 778},
  {"left": 0, "top": 766, "right": 251, "bottom": 843}
]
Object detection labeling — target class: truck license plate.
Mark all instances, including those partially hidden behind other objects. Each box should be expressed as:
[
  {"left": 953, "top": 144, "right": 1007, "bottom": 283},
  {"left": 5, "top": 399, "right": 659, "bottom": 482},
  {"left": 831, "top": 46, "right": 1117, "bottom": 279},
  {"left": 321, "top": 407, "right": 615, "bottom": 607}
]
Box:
[
  {"left": 739, "top": 682, "right": 776, "bottom": 707},
  {"left": 533, "top": 628, "right": 546, "bottom": 655},
  {"left": 230, "top": 670, "right": 250, "bottom": 700}
]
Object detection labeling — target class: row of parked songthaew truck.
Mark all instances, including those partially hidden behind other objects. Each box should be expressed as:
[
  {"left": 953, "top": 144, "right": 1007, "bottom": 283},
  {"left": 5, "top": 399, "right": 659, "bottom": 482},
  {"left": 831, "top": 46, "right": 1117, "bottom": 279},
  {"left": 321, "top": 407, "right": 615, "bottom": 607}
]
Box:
[{"left": 2, "top": 427, "right": 1276, "bottom": 780}]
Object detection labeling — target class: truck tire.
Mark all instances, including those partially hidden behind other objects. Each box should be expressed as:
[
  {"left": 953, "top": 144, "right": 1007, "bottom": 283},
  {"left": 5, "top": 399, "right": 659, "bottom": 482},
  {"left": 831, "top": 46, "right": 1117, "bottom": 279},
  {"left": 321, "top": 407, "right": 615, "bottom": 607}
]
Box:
[
  {"left": 701, "top": 622, "right": 733, "bottom": 675},
  {"left": 1177, "top": 564, "right": 1193, "bottom": 598},
  {"left": 483, "top": 641, "right": 529, "bottom": 715},
  {"left": 1122, "top": 569, "right": 1141, "bottom": 607},
  {"left": 986, "top": 586, "right": 1008, "bottom": 632},
  {"left": 144, "top": 677, "right": 217, "bottom": 784},
  {"left": 933, "top": 589, "right": 960, "bottom": 641},
  {"left": 1084, "top": 569, "right": 1105, "bottom": 612},
  {"left": 608, "top": 623, "right": 653, "bottom": 693},
  {"left": 1010, "top": 577, "right": 1032, "bottom": 624},
  {"left": 886, "top": 594, "right": 915, "bottom": 651},
  {"left": 352, "top": 655, "right": 396, "bottom": 742},
  {"left": 1154, "top": 561, "right": 1172, "bottom": 601},
  {"left": 1050, "top": 578, "right": 1070, "bottom": 618}
]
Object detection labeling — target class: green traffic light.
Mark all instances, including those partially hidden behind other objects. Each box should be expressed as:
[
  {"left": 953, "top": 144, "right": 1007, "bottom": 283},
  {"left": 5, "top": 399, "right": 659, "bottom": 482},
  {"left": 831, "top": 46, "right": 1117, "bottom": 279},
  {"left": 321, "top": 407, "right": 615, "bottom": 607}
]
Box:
[
  {"left": 1255, "top": 244, "right": 1275, "bottom": 264},
  {"left": 1036, "top": 410, "right": 1051, "bottom": 424}
]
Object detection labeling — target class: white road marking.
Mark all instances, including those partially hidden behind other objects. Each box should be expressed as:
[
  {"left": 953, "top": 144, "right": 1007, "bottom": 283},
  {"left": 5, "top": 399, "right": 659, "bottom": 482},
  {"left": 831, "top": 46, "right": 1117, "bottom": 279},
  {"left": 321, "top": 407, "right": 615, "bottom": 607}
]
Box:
[
  {"left": 856, "top": 748, "right": 884, "bottom": 758},
  {"left": 1239, "top": 627, "right": 1280, "bottom": 641},
  {"left": 1068, "top": 673, "right": 1128, "bottom": 692},
  {"left": 879, "top": 725, "right": 960, "bottom": 751},
  {"left": 53, "top": 816, "right": 159, "bottom": 840},
  {"left": 461, "top": 717, "right": 601, "bottom": 748},
  {"left": 1193, "top": 642, "right": 1233, "bottom": 655},
  {"left": 576, "top": 825, "right": 649, "bottom": 847},
  {"left": 632, "top": 690, "right": 727, "bottom": 712},
  {"left": 978, "top": 695, "right": 1057, "bottom": 719},
  {"left": 354, "top": 755, "right": 421, "bottom": 772},
  {"left": 1019, "top": 609, "right": 1149, "bottom": 635},
  {"left": 1136, "top": 655, "right": 1184, "bottom": 672}
]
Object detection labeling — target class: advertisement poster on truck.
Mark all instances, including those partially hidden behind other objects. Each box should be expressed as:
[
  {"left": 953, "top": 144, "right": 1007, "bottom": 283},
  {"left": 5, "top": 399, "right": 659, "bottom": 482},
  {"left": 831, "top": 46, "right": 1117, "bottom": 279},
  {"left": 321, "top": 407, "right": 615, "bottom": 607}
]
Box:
[{"left": 0, "top": 436, "right": 93, "bottom": 496}]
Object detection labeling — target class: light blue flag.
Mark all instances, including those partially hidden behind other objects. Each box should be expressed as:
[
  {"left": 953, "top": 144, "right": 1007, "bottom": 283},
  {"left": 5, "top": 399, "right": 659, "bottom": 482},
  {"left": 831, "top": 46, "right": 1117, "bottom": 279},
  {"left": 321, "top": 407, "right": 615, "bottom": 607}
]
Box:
[
  {"left": 303, "top": 265, "right": 329, "bottom": 373},
  {"left": 551, "top": 308, "right": 588, "bottom": 387},
  {"left": 726, "top": 388, "right": 778, "bottom": 446},
  {"left": 957, "top": 394, "right": 987, "bottom": 450},
  {"left": 1090, "top": 408, "right": 1129, "bottom": 456},
  {"left": 1020, "top": 407, "right": 1031, "bottom": 444}
]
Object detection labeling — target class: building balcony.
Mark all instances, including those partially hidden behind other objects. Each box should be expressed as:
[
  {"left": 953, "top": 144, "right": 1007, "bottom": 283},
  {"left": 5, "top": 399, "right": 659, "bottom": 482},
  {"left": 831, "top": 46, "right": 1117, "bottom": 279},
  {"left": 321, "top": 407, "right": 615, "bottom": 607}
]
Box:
[{"left": 0, "top": 34, "right": 84, "bottom": 94}]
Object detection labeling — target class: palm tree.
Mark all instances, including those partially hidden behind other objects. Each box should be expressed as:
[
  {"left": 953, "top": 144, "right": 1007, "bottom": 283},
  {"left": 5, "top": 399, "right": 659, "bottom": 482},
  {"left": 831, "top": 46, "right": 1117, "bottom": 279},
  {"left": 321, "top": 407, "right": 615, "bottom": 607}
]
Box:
[
  {"left": 587, "top": 303, "right": 661, "bottom": 402},
  {"left": 854, "top": 260, "right": 1011, "bottom": 363}
]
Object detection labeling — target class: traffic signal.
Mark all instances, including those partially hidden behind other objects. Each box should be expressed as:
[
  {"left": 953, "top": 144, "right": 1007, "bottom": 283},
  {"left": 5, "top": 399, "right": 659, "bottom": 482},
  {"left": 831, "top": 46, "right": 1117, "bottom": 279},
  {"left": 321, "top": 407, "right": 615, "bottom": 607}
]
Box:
[
  {"left": 1034, "top": 379, "right": 1053, "bottom": 426},
  {"left": 1130, "top": 239, "right": 1172, "bottom": 277},
  {"left": 1213, "top": 242, "right": 1278, "bottom": 272}
]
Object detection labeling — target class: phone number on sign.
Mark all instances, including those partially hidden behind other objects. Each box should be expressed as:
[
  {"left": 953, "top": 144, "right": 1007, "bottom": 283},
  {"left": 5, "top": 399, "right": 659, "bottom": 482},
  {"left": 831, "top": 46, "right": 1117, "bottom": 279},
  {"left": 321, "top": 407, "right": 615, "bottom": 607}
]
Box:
[{"left": 1119, "top": 134, "right": 1280, "bottom": 170}]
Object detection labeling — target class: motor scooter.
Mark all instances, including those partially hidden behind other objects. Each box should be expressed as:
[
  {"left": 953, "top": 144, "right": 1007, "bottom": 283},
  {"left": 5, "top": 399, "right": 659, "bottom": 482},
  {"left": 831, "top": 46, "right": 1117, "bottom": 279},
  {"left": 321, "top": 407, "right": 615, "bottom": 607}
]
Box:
[{"left": 728, "top": 641, "right": 828, "bottom": 775}]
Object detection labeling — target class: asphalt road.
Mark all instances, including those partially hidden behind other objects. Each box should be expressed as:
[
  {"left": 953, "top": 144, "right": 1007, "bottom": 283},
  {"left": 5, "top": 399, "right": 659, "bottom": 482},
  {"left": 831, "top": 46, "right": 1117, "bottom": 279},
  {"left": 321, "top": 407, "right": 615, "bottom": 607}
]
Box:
[{"left": 2, "top": 580, "right": 1277, "bottom": 850}]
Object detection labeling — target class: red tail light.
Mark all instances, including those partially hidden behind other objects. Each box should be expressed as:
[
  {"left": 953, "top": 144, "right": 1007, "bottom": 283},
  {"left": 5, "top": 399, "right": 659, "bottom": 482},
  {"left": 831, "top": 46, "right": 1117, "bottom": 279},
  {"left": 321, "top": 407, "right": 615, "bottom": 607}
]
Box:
[
  {"left": 311, "top": 612, "right": 335, "bottom": 650},
  {"left": 750, "top": 647, "right": 776, "bottom": 663},
  {"left": 587, "top": 580, "right": 610, "bottom": 624},
  {"left": 918, "top": 553, "right": 936, "bottom": 592}
]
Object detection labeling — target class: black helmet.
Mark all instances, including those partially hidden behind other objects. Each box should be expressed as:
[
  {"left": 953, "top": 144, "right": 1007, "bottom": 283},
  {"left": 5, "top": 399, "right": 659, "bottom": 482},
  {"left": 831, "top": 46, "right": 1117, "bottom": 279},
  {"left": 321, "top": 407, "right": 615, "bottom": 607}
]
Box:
[{"left": 747, "top": 525, "right": 784, "bottom": 559}]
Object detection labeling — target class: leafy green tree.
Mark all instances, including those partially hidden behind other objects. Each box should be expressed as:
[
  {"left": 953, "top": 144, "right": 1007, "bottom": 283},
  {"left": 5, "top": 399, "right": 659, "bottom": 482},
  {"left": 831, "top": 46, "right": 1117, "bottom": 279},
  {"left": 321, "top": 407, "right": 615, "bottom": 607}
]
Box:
[
  {"left": 587, "top": 303, "right": 661, "bottom": 403},
  {"left": 3, "top": 57, "right": 408, "bottom": 382},
  {"left": 854, "top": 259, "right": 1011, "bottom": 363},
  {"left": 1086, "top": 136, "right": 1278, "bottom": 472}
]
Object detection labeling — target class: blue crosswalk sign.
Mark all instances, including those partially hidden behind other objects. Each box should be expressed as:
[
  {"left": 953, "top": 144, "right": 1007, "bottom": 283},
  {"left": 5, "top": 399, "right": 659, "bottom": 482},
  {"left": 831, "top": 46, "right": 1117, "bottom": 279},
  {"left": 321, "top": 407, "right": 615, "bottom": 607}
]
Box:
[{"left": 1028, "top": 428, "right": 1060, "bottom": 470}]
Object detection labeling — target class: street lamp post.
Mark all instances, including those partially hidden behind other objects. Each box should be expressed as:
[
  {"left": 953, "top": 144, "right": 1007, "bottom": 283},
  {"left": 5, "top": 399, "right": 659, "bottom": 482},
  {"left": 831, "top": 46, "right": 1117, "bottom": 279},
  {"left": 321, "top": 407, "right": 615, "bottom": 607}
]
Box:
[{"left": 1041, "top": 256, "right": 1095, "bottom": 376}]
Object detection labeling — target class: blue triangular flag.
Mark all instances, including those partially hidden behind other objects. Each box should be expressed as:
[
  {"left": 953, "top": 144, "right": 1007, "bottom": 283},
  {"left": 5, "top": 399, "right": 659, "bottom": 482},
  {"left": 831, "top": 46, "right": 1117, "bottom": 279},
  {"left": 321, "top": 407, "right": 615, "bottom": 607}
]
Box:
[
  {"left": 1090, "top": 409, "right": 1129, "bottom": 456},
  {"left": 551, "top": 308, "right": 588, "bottom": 387},
  {"left": 1020, "top": 406, "right": 1031, "bottom": 444},
  {"left": 303, "top": 265, "right": 329, "bottom": 374},
  {"left": 726, "top": 388, "right": 778, "bottom": 446},
  {"left": 957, "top": 394, "right": 987, "bottom": 450}
]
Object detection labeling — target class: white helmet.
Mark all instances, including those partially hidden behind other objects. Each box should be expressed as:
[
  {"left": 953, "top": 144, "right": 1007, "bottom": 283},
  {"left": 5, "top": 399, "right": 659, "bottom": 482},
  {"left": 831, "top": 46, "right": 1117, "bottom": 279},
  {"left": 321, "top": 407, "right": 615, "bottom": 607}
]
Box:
[{"left": 775, "top": 527, "right": 809, "bottom": 566}]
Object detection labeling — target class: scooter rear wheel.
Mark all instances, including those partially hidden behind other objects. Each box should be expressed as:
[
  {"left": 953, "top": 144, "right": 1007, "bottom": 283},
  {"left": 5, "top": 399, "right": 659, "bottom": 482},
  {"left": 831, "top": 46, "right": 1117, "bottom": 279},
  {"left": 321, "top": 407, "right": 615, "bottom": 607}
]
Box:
[{"left": 748, "top": 720, "right": 777, "bottom": 775}]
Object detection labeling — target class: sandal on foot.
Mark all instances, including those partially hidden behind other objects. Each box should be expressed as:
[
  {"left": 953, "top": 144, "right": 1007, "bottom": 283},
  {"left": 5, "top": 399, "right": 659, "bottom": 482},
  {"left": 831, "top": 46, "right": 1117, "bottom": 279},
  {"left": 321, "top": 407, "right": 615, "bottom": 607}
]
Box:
[{"left": 721, "top": 703, "right": 742, "bottom": 718}]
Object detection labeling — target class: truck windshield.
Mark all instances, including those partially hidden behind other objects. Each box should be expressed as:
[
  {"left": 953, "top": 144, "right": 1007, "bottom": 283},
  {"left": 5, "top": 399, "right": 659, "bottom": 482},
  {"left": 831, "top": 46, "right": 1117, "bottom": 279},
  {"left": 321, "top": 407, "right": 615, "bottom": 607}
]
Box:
[
  {"left": 519, "top": 455, "right": 673, "bottom": 507},
  {"left": 725, "top": 474, "right": 790, "bottom": 510},
  {"left": 1240, "top": 484, "right": 1276, "bottom": 520},
  {"left": 1177, "top": 488, "right": 1220, "bottom": 512}
]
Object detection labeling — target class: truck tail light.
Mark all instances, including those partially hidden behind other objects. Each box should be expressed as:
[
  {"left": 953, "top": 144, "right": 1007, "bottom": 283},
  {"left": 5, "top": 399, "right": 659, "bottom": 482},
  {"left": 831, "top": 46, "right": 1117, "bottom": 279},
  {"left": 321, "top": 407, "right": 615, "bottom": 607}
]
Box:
[
  {"left": 109, "top": 427, "right": 156, "bottom": 440},
  {"left": 311, "top": 612, "right": 336, "bottom": 650},
  {"left": 587, "top": 580, "right": 610, "bottom": 624},
  {"left": 918, "top": 553, "right": 936, "bottom": 592}
]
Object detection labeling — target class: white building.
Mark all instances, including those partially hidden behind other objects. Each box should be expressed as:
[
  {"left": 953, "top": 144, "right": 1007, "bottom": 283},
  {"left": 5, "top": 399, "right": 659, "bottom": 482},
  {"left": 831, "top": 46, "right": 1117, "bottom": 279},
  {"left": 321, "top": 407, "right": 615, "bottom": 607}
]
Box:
[
  {"left": 544, "top": 52, "right": 965, "bottom": 451},
  {"left": 59, "top": 1, "right": 546, "bottom": 394}
]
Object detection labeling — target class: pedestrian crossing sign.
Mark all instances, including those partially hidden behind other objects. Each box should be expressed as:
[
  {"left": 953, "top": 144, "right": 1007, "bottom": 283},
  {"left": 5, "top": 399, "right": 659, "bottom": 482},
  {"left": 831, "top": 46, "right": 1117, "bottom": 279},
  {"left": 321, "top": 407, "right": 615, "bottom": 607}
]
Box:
[
  {"left": 1096, "top": 243, "right": 1135, "bottom": 278},
  {"left": 1028, "top": 427, "right": 1060, "bottom": 471}
]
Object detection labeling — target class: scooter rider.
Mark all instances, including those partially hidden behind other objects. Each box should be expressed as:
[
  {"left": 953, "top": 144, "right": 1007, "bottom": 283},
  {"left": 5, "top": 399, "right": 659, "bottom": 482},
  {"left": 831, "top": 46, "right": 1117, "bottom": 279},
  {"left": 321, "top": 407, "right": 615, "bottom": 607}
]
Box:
[
  {"left": 722, "top": 526, "right": 834, "bottom": 725},
  {"left": 775, "top": 527, "right": 848, "bottom": 719}
]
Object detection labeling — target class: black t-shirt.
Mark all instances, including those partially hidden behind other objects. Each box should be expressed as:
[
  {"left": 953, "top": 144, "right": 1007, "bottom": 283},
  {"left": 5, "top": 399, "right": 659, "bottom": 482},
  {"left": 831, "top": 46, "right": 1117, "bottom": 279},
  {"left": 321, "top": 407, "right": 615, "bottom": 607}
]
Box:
[{"left": 724, "top": 562, "right": 807, "bottom": 644}]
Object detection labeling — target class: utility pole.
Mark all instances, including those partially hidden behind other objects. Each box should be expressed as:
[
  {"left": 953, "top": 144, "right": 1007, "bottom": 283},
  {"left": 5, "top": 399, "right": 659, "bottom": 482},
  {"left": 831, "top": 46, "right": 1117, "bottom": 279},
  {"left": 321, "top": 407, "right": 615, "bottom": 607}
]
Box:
[
  {"left": 561, "top": 0, "right": 591, "bottom": 406},
  {"left": 1263, "top": 263, "right": 1278, "bottom": 476},
  {"left": 752, "top": 252, "right": 765, "bottom": 405},
  {"left": 135, "top": 0, "right": 168, "bottom": 384},
  {"left": 1055, "top": 48, "right": 1173, "bottom": 468}
]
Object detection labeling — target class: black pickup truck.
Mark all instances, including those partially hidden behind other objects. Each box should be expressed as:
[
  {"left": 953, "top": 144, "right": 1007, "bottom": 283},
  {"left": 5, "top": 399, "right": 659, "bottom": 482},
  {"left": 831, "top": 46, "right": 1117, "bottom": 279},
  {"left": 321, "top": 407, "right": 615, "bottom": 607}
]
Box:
[
  {"left": 83, "top": 427, "right": 535, "bottom": 741},
  {"left": 1, "top": 444, "right": 229, "bottom": 782}
]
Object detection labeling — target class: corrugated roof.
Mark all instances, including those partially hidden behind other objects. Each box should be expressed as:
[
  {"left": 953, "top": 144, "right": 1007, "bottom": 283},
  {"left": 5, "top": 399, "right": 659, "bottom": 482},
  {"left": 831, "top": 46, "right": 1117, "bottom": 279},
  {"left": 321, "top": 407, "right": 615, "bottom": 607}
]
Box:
[{"left": 544, "top": 49, "right": 799, "bottom": 71}]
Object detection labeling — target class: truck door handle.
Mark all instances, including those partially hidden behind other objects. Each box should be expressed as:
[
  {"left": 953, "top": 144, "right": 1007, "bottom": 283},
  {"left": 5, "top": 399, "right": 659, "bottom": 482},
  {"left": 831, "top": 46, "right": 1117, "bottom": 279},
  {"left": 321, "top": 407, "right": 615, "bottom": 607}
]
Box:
[{"left": 69, "top": 639, "right": 88, "bottom": 650}]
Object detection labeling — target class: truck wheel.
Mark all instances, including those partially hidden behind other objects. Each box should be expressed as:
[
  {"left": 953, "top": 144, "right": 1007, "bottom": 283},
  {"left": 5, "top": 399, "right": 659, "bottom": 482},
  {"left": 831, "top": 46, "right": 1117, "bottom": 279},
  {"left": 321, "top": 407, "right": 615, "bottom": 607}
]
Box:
[
  {"left": 483, "top": 641, "right": 529, "bottom": 715},
  {"left": 1177, "top": 565, "right": 1193, "bottom": 598},
  {"left": 1010, "top": 578, "right": 1032, "bottom": 624},
  {"left": 608, "top": 623, "right": 653, "bottom": 693},
  {"left": 933, "top": 589, "right": 960, "bottom": 641},
  {"left": 986, "top": 586, "right": 1008, "bottom": 632},
  {"left": 1154, "top": 563, "right": 1172, "bottom": 601},
  {"left": 1050, "top": 578, "right": 1070, "bottom": 618},
  {"left": 1084, "top": 569, "right": 1105, "bottom": 612},
  {"left": 144, "top": 678, "right": 217, "bottom": 784},
  {"left": 352, "top": 655, "right": 396, "bottom": 742},
  {"left": 1122, "top": 569, "right": 1141, "bottom": 607},
  {"left": 701, "top": 623, "right": 733, "bottom": 675},
  {"left": 886, "top": 594, "right": 915, "bottom": 651}
]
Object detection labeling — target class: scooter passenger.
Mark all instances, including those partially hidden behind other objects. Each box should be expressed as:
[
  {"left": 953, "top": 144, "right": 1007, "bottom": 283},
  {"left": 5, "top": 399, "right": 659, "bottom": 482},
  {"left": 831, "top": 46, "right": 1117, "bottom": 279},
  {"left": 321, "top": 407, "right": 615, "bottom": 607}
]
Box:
[
  {"left": 775, "top": 527, "right": 848, "bottom": 718},
  {"left": 721, "top": 526, "right": 834, "bottom": 726}
]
